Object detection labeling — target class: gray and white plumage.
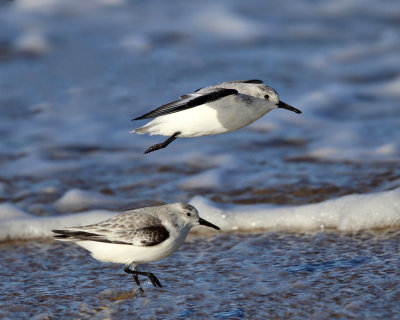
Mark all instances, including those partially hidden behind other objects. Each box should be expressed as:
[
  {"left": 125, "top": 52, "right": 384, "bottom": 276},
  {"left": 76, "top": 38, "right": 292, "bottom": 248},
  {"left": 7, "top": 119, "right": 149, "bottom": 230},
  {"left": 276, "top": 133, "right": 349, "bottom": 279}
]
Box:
[
  {"left": 53, "top": 202, "right": 219, "bottom": 287},
  {"left": 132, "top": 80, "right": 301, "bottom": 153}
]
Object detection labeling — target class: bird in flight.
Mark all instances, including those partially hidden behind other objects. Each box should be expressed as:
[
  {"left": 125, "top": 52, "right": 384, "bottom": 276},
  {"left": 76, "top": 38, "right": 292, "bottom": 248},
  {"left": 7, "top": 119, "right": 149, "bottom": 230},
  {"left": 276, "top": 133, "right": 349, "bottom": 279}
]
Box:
[{"left": 132, "top": 79, "right": 302, "bottom": 154}]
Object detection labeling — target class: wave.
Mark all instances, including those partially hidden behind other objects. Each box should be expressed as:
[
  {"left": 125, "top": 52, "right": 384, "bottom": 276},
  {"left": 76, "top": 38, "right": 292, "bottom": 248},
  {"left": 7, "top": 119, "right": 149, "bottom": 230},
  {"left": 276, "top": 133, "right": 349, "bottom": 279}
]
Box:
[
  {"left": 192, "top": 187, "right": 400, "bottom": 232},
  {"left": 1, "top": 187, "right": 399, "bottom": 242}
]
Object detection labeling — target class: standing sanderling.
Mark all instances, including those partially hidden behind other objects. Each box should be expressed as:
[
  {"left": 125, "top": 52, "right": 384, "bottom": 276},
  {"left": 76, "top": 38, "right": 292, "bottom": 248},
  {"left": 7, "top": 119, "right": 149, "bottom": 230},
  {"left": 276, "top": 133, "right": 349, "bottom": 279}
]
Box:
[
  {"left": 53, "top": 202, "right": 219, "bottom": 288},
  {"left": 132, "top": 79, "right": 301, "bottom": 153}
]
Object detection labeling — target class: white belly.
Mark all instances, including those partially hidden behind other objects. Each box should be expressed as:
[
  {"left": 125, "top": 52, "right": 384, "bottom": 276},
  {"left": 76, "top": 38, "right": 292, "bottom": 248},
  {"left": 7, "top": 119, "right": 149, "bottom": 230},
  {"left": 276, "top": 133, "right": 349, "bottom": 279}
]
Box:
[
  {"left": 77, "top": 229, "right": 189, "bottom": 265},
  {"left": 134, "top": 95, "right": 272, "bottom": 137}
]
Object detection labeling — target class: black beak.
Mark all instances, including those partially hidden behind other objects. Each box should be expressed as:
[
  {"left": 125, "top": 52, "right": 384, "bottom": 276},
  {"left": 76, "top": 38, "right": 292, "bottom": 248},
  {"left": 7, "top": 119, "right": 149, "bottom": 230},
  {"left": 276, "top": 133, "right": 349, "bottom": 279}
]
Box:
[
  {"left": 277, "top": 101, "right": 302, "bottom": 114},
  {"left": 198, "top": 217, "right": 220, "bottom": 230}
]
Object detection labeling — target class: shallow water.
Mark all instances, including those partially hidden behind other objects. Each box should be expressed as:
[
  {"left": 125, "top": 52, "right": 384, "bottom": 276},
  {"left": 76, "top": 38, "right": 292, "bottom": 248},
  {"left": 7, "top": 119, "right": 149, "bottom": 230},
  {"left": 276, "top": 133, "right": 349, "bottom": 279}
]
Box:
[
  {"left": 1, "top": 0, "right": 400, "bottom": 318},
  {"left": 2, "top": 231, "right": 400, "bottom": 319}
]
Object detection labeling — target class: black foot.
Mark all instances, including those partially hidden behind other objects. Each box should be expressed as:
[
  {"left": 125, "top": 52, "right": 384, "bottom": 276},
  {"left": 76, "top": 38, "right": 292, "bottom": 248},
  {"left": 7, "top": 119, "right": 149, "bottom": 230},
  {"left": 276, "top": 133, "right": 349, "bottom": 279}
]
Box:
[
  {"left": 141, "top": 272, "right": 162, "bottom": 288},
  {"left": 133, "top": 273, "right": 140, "bottom": 286},
  {"left": 124, "top": 265, "right": 163, "bottom": 288},
  {"left": 144, "top": 131, "right": 181, "bottom": 154}
]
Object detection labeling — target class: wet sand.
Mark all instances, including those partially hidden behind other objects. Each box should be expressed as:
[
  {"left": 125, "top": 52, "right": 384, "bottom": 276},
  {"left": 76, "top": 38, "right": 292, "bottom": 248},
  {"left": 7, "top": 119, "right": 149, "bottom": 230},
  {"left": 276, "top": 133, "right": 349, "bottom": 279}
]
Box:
[{"left": 2, "top": 231, "right": 400, "bottom": 319}]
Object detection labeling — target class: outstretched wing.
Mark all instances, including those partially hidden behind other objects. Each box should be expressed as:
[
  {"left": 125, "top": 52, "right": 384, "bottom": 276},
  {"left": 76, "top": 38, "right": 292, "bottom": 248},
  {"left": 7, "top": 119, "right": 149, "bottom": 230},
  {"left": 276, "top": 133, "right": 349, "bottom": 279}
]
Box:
[
  {"left": 133, "top": 88, "right": 238, "bottom": 120},
  {"left": 194, "top": 79, "right": 264, "bottom": 93}
]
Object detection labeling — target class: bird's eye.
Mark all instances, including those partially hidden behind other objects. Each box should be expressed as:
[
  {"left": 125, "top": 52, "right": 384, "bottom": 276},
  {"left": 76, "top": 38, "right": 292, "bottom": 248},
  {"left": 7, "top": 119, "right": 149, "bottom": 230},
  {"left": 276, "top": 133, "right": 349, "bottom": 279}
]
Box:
[
  {"left": 264, "top": 94, "right": 269, "bottom": 99},
  {"left": 186, "top": 212, "right": 191, "bottom": 217}
]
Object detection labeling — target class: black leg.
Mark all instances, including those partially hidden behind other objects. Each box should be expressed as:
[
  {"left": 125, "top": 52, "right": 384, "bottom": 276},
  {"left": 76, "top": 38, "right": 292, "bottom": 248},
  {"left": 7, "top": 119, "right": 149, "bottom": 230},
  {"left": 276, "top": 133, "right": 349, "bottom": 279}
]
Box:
[
  {"left": 124, "top": 265, "right": 140, "bottom": 285},
  {"left": 133, "top": 274, "right": 140, "bottom": 286},
  {"left": 144, "top": 131, "right": 181, "bottom": 154},
  {"left": 135, "top": 271, "right": 162, "bottom": 288},
  {"left": 124, "top": 265, "right": 163, "bottom": 288}
]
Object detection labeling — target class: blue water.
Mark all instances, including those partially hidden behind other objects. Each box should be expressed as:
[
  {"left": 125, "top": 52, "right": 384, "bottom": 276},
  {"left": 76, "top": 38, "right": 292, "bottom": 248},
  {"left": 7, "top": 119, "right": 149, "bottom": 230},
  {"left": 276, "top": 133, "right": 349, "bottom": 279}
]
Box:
[
  {"left": 1, "top": 0, "right": 400, "bottom": 318},
  {"left": 2, "top": 231, "right": 400, "bottom": 319}
]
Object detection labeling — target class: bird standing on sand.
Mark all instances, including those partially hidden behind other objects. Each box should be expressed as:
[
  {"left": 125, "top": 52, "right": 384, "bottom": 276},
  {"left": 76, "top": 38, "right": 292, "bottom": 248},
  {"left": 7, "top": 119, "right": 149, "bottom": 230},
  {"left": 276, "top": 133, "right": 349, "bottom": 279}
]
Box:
[
  {"left": 53, "top": 203, "right": 220, "bottom": 288},
  {"left": 132, "top": 79, "right": 302, "bottom": 154}
]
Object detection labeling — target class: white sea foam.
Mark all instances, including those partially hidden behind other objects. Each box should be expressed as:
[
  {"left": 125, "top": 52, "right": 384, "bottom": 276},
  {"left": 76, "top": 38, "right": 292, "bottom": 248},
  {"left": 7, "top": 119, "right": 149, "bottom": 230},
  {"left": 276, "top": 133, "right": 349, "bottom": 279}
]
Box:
[
  {"left": 54, "top": 189, "right": 120, "bottom": 212},
  {"left": 1, "top": 188, "right": 399, "bottom": 242},
  {"left": 0, "top": 203, "right": 116, "bottom": 242},
  {"left": 192, "top": 4, "right": 262, "bottom": 39},
  {"left": 179, "top": 169, "right": 221, "bottom": 190},
  {"left": 14, "top": 31, "right": 51, "bottom": 55},
  {"left": 193, "top": 188, "right": 400, "bottom": 232}
]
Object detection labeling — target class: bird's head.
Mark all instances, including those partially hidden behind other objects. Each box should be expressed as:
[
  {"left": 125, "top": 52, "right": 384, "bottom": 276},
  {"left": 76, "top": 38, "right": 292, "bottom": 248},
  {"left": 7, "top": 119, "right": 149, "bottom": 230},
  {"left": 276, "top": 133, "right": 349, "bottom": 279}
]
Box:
[
  {"left": 261, "top": 86, "right": 301, "bottom": 114},
  {"left": 173, "top": 203, "right": 220, "bottom": 230}
]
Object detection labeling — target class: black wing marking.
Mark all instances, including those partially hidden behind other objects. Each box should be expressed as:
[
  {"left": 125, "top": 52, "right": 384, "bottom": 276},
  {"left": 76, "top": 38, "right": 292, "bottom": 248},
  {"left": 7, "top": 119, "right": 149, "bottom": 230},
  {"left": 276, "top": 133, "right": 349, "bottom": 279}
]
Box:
[
  {"left": 52, "top": 230, "right": 131, "bottom": 245},
  {"left": 133, "top": 88, "right": 238, "bottom": 120},
  {"left": 224, "top": 79, "right": 264, "bottom": 84},
  {"left": 194, "top": 87, "right": 204, "bottom": 93},
  {"left": 179, "top": 94, "right": 193, "bottom": 99},
  {"left": 132, "top": 225, "right": 170, "bottom": 246}
]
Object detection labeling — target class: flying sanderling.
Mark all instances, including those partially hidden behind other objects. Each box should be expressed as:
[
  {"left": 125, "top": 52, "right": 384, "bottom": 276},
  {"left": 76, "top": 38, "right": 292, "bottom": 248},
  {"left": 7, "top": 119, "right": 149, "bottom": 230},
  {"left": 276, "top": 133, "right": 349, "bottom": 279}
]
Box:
[
  {"left": 132, "top": 79, "right": 301, "bottom": 153},
  {"left": 53, "top": 202, "right": 219, "bottom": 288}
]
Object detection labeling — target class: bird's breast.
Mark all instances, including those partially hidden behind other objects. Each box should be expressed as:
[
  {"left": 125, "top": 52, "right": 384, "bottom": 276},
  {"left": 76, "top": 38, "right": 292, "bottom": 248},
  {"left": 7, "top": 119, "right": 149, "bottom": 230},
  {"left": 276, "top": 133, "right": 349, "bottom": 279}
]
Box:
[{"left": 138, "top": 95, "right": 272, "bottom": 137}]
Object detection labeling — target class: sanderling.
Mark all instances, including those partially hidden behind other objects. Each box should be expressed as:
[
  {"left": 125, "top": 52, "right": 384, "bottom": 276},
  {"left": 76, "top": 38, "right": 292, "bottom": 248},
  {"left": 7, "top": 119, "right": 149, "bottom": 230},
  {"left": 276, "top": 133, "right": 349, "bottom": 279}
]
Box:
[
  {"left": 132, "top": 79, "right": 301, "bottom": 153},
  {"left": 53, "top": 202, "right": 219, "bottom": 288}
]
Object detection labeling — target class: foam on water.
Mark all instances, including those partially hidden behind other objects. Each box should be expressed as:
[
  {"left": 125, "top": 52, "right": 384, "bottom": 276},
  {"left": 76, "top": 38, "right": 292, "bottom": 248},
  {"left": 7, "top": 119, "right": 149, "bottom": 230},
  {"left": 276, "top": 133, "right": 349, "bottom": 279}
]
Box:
[
  {"left": 192, "top": 187, "right": 400, "bottom": 232},
  {"left": 0, "top": 203, "right": 117, "bottom": 242},
  {"left": 54, "top": 189, "right": 121, "bottom": 213},
  {"left": 1, "top": 187, "right": 399, "bottom": 242},
  {"left": 179, "top": 169, "right": 221, "bottom": 190}
]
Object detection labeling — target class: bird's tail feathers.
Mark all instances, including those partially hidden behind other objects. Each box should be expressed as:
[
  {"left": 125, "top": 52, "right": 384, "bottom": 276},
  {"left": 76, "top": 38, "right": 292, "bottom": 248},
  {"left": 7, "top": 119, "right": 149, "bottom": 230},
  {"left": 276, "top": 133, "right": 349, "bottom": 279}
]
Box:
[
  {"left": 52, "top": 229, "right": 94, "bottom": 242},
  {"left": 131, "top": 123, "right": 158, "bottom": 135}
]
